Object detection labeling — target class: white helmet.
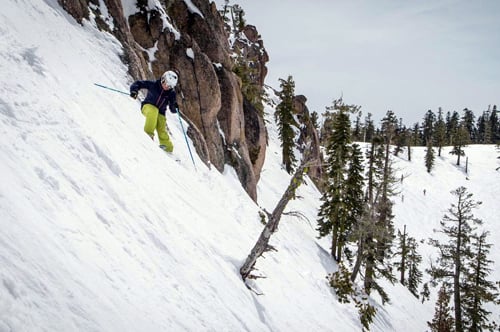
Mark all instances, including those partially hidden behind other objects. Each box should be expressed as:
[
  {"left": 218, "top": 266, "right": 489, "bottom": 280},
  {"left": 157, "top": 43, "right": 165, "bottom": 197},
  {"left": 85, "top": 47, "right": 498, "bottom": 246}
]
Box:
[{"left": 161, "top": 70, "right": 178, "bottom": 88}]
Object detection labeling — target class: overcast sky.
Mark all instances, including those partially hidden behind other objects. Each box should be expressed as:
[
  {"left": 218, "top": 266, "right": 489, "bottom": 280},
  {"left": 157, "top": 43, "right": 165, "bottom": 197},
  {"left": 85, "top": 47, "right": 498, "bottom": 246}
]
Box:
[{"left": 216, "top": 0, "right": 500, "bottom": 125}]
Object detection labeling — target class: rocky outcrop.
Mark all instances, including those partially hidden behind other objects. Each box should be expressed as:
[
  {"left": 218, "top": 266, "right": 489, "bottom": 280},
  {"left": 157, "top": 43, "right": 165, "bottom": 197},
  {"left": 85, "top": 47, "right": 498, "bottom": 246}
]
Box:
[
  {"left": 59, "top": 0, "right": 269, "bottom": 201},
  {"left": 233, "top": 25, "right": 269, "bottom": 87}
]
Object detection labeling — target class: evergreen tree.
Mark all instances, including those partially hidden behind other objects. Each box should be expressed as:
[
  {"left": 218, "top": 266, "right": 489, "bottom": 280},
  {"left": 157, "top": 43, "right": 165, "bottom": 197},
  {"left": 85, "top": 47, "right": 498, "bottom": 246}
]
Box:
[
  {"left": 364, "top": 112, "right": 375, "bottom": 142},
  {"left": 411, "top": 122, "right": 421, "bottom": 146},
  {"left": 394, "top": 226, "right": 422, "bottom": 297},
  {"left": 425, "top": 141, "right": 436, "bottom": 173},
  {"left": 275, "top": 75, "right": 297, "bottom": 173},
  {"left": 343, "top": 143, "right": 365, "bottom": 262},
  {"left": 406, "top": 236, "right": 423, "bottom": 298},
  {"left": 317, "top": 99, "right": 360, "bottom": 262},
  {"left": 434, "top": 108, "right": 447, "bottom": 156},
  {"left": 428, "top": 284, "right": 455, "bottom": 332},
  {"left": 462, "top": 108, "right": 477, "bottom": 142},
  {"left": 446, "top": 111, "right": 452, "bottom": 142},
  {"left": 350, "top": 137, "right": 396, "bottom": 303},
  {"left": 406, "top": 127, "right": 412, "bottom": 161},
  {"left": 462, "top": 231, "right": 499, "bottom": 331},
  {"left": 395, "top": 226, "right": 409, "bottom": 285},
  {"left": 393, "top": 119, "right": 406, "bottom": 157},
  {"left": 423, "top": 109, "right": 436, "bottom": 146},
  {"left": 449, "top": 123, "right": 469, "bottom": 166},
  {"left": 352, "top": 112, "right": 363, "bottom": 141},
  {"left": 447, "top": 111, "right": 460, "bottom": 145},
  {"left": 428, "top": 186, "right": 483, "bottom": 332},
  {"left": 476, "top": 110, "right": 492, "bottom": 144},
  {"left": 490, "top": 105, "right": 499, "bottom": 143},
  {"left": 376, "top": 111, "right": 398, "bottom": 262},
  {"left": 320, "top": 109, "right": 334, "bottom": 145}
]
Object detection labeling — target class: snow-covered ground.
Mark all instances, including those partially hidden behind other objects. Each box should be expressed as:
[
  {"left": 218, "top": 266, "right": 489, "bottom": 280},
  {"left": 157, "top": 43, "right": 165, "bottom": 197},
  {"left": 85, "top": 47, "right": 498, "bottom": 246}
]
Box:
[{"left": 1, "top": 0, "right": 498, "bottom": 331}]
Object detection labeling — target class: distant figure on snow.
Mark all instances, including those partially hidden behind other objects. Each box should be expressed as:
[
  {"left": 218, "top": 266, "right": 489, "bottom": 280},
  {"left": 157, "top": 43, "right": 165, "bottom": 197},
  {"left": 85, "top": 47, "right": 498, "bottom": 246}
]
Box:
[{"left": 130, "top": 70, "right": 179, "bottom": 152}]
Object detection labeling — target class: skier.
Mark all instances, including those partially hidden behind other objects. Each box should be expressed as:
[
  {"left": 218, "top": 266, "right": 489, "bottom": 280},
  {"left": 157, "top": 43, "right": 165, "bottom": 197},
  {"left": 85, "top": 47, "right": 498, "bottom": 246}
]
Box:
[{"left": 130, "top": 70, "right": 179, "bottom": 152}]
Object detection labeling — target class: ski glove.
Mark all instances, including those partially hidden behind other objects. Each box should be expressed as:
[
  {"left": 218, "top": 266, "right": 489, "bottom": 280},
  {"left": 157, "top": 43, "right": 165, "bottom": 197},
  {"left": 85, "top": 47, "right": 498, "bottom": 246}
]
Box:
[
  {"left": 170, "top": 102, "right": 179, "bottom": 114},
  {"left": 130, "top": 91, "right": 138, "bottom": 99}
]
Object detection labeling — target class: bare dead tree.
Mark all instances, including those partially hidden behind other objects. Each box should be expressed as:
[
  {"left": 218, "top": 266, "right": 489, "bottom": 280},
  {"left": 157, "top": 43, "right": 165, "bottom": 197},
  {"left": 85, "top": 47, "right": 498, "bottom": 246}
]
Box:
[{"left": 240, "top": 149, "right": 317, "bottom": 281}]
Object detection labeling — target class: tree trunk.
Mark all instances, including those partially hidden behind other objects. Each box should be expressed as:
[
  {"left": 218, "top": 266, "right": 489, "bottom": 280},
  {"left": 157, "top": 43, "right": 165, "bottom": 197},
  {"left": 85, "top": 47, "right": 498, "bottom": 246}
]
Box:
[
  {"left": 400, "top": 225, "right": 407, "bottom": 284},
  {"left": 351, "top": 236, "right": 363, "bottom": 282},
  {"left": 376, "top": 141, "right": 391, "bottom": 262},
  {"left": 331, "top": 223, "right": 339, "bottom": 260},
  {"left": 456, "top": 146, "right": 462, "bottom": 166},
  {"left": 335, "top": 228, "right": 343, "bottom": 263},
  {"left": 240, "top": 153, "right": 316, "bottom": 281},
  {"left": 364, "top": 237, "right": 375, "bottom": 295},
  {"left": 454, "top": 218, "right": 463, "bottom": 332}
]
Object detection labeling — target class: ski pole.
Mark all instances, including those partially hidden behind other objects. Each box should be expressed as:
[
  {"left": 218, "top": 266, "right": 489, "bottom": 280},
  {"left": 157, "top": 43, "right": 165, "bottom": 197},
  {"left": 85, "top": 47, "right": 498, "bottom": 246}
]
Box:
[
  {"left": 177, "top": 110, "right": 197, "bottom": 171},
  {"left": 94, "top": 83, "right": 129, "bottom": 96}
]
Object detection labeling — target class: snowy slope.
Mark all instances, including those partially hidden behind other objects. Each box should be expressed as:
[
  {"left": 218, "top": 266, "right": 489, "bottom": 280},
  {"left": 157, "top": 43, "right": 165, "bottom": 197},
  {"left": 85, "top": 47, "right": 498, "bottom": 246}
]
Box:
[{"left": 1, "top": 1, "right": 499, "bottom": 331}]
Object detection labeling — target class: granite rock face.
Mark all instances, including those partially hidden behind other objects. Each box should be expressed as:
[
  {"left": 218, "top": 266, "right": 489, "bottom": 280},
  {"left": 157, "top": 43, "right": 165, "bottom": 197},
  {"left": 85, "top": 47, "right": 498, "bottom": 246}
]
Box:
[{"left": 59, "top": 0, "right": 270, "bottom": 201}]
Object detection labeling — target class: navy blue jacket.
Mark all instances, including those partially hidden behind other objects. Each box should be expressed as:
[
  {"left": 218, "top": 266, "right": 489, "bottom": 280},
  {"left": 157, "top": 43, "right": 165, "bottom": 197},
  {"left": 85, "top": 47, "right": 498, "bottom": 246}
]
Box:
[{"left": 130, "top": 79, "right": 177, "bottom": 115}]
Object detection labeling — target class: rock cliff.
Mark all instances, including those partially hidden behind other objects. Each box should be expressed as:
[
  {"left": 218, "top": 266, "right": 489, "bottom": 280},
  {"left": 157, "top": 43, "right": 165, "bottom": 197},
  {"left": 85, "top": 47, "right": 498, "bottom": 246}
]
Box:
[
  {"left": 58, "top": 0, "right": 268, "bottom": 200},
  {"left": 58, "top": 0, "right": 322, "bottom": 200}
]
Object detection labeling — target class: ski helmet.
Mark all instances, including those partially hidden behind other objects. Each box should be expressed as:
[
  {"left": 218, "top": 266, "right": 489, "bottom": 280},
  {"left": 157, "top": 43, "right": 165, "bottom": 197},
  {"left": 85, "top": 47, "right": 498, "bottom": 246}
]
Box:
[{"left": 161, "top": 70, "right": 178, "bottom": 88}]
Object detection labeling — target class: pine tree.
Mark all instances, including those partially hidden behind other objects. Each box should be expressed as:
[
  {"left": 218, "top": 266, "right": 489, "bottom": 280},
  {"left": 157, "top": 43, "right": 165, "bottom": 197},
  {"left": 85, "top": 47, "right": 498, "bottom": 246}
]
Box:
[
  {"left": 423, "top": 109, "right": 436, "bottom": 146},
  {"left": 350, "top": 137, "right": 396, "bottom": 303},
  {"left": 425, "top": 141, "right": 435, "bottom": 173},
  {"left": 351, "top": 139, "right": 381, "bottom": 284},
  {"left": 405, "top": 127, "right": 412, "bottom": 161},
  {"left": 343, "top": 143, "right": 365, "bottom": 262},
  {"left": 428, "top": 186, "right": 483, "bottom": 332},
  {"left": 476, "top": 109, "right": 492, "bottom": 144},
  {"left": 450, "top": 123, "right": 469, "bottom": 166},
  {"left": 462, "top": 108, "right": 477, "bottom": 142},
  {"left": 406, "top": 236, "right": 423, "bottom": 297},
  {"left": 376, "top": 111, "right": 398, "bottom": 263},
  {"left": 352, "top": 112, "right": 363, "bottom": 141},
  {"left": 434, "top": 108, "right": 447, "bottom": 156},
  {"left": 364, "top": 112, "right": 375, "bottom": 142},
  {"left": 275, "top": 75, "right": 297, "bottom": 173},
  {"left": 447, "top": 111, "right": 460, "bottom": 145},
  {"left": 395, "top": 225, "right": 409, "bottom": 285},
  {"left": 461, "top": 231, "right": 499, "bottom": 331},
  {"left": 317, "top": 99, "right": 360, "bottom": 262},
  {"left": 393, "top": 118, "right": 406, "bottom": 157},
  {"left": 412, "top": 122, "right": 421, "bottom": 146},
  {"left": 490, "top": 105, "right": 499, "bottom": 143},
  {"left": 394, "top": 226, "right": 422, "bottom": 297},
  {"left": 428, "top": 284, "right": 455, "bottom": 332}
]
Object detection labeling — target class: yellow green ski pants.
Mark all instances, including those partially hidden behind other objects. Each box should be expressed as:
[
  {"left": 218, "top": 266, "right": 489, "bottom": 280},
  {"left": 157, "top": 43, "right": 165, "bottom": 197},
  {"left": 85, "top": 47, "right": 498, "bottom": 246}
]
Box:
[{"left": 141, "top": 104, "right": 173, "bottom": 152}]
